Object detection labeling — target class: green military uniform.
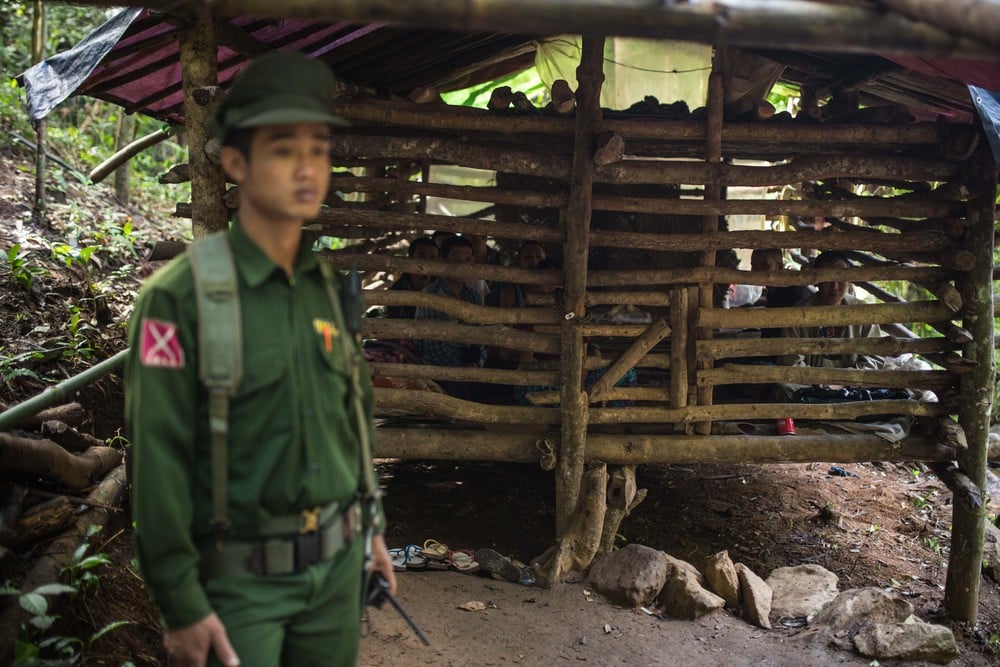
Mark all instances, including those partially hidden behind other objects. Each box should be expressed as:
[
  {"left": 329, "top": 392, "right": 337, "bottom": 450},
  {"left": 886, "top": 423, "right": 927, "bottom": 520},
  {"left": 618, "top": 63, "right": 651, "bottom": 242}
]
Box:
[{"left": 126, "top": 221, "right": 382, "bottom": 665}]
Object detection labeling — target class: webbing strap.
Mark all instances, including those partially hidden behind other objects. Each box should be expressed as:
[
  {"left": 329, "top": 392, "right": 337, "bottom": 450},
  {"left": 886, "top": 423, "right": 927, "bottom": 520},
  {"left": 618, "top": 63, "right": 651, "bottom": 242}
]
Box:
[
  {"left": 189, "top": 234, "right": 243, "bottom": 536},
  {"left": 318, "top": 263, "right": 380, "bottom": 508}
]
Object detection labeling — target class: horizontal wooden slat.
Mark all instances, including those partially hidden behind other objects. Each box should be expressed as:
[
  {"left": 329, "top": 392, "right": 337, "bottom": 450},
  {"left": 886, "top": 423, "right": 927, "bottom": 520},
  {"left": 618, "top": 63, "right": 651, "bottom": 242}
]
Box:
[
  {"left": 697, "top": 301, "right": 955, "bottom": 329},
  {"left": 698, "top": 364, "right": 956, "bottom": 390}
]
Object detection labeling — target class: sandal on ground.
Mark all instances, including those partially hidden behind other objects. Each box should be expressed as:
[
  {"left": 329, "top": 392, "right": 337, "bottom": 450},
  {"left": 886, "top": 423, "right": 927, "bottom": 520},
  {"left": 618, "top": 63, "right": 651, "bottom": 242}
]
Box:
[
  {"left": 422, "top": 539, "right": 450, "bottom": 561},
  {"left": 389, "top": 547, "right": 408, "bottom": 572},
  {"left": 445, "top": 549, "right": 480, "bottom": 573},
  {"left": 474, "top": 548, "right": 524, "bottom": 583},
  {"left": 403, "top": 544, "right": 428, "bottom": 570}
]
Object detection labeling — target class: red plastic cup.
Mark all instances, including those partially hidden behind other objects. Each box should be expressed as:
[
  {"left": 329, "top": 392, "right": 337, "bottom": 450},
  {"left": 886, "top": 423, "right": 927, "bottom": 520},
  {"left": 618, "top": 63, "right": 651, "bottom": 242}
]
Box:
[{"left": 776, "top": 418, "right": 796, "bottom": 436}]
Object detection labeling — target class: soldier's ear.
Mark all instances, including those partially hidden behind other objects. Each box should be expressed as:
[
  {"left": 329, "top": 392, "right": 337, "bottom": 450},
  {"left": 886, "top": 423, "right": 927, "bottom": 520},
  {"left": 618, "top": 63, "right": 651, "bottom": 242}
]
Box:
[{"left": 220, "top": 146, "right": 248, "bottom": 184}]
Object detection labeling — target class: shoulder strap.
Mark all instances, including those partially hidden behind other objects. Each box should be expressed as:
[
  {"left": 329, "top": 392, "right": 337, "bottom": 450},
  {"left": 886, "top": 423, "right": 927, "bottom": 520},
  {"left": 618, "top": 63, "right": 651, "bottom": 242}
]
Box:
[
  {"left": 318, "top": 262, "right": 380, "bottom": 504},
  {"left": 189, "top": 233, "right": 243, "bottom": 537}
]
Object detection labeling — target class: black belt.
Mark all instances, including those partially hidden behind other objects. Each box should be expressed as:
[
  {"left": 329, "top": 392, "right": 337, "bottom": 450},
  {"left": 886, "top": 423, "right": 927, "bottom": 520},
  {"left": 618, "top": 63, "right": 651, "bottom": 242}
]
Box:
[{"left": 200, "top": 499, "right": 362, "bottom": 578}]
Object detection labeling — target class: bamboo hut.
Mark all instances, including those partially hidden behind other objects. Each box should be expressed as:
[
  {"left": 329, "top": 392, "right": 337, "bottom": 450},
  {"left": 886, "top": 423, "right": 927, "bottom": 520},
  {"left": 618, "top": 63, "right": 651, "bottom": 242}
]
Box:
[{"left": 20, "top": 0, "right": 1000, "bottom": 621}]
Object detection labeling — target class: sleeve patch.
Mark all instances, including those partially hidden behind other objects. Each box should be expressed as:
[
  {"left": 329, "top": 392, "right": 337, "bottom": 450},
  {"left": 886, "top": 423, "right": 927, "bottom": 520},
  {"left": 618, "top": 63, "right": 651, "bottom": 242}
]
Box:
[{"left": 139, "top": 318, "right": 186, "bottom": 369}]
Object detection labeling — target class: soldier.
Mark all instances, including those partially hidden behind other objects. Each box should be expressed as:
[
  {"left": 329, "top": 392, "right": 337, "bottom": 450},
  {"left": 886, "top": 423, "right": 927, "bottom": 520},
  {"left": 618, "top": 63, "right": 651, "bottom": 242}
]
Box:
[{"left": 126, "top": 52, "right": 395, "bottom": 667}]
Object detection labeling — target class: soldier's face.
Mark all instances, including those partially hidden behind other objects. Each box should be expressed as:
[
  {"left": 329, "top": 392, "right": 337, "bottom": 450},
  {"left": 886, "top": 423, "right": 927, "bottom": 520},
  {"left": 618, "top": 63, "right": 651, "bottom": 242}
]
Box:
[{"left": 223, "top": 122, "right": 332, "bottom": 224}]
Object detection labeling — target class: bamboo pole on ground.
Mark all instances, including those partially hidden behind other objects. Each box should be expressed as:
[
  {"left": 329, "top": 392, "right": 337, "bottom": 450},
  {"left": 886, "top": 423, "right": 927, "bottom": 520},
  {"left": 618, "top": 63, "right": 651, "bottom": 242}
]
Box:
[
  {"left": 944, "top": 143, "right": 996, "bottom": 622},
  {"left": 695, "top": 69, "right": 725, "bottom": 435},
  {"left": 178, "top": 7, "right": 225, "bottom": 237},
  {"left": 556, "top": 35, "right": 604, "bottom": 534}
]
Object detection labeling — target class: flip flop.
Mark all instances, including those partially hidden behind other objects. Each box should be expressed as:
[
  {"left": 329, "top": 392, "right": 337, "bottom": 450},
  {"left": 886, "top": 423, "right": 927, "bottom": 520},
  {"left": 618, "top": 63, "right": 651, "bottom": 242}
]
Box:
[
  {"left": 389, "top": 548, "right": 408, "bottom": 572},
  {"left": 404, "top": 544, "right": 428, "bottom": 570},
  {"left": 422, "top": 539, "right": 450, "bottom": 561},
  {"left": 445, "top": 549, "right": 480, "bottom": 573}
]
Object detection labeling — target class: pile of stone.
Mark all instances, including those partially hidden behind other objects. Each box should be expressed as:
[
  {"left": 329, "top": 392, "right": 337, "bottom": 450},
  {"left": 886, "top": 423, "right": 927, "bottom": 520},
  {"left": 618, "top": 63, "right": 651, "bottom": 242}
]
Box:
[{"left": 587, "top": 544, "right": 959, "bottom": 664}]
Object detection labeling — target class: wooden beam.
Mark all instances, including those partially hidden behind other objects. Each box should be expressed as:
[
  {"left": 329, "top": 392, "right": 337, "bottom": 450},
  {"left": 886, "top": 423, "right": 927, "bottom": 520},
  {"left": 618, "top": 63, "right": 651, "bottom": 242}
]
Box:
[
  {"left": 589, "top": 265, "right": 952, "bottom": 287},
  {"left": 699, "top": 364, "right": 956, "bottom": 391},
  {"left": 698, "top": 336, "right": 956, "bottom": 362},
  {"left": 587, "top": 400, "right": 950, "bottom": 424},
  {"left": 87, "top": 0, "right": 1000, "bottom": 60},
  {"left": 881, "top": 0, "right": 1000, "bottom": 50},
  {"left": 588, "top": 319, "right": 671, "bottom": 403},
  {"left": 362, "top": 319, "right": 561, "bottom": 354},
  {"left": 368, "top": 362, "right": 558, "bottom": 386},
  {"left": 365, "top": 290, "right": 560, "bottom": 325},
  {"left": 697, "top": 300, "right": 956, "bottom": 329},
  {"left": 374, "top": 388, "right": 559, "bottom": 424}
]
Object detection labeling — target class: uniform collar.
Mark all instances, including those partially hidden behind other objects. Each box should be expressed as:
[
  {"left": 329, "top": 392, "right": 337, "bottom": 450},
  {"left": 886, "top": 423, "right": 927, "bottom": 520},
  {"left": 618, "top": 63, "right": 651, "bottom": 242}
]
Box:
[{"left": 228, "top": 219, "right": 319, "bottom": 287}]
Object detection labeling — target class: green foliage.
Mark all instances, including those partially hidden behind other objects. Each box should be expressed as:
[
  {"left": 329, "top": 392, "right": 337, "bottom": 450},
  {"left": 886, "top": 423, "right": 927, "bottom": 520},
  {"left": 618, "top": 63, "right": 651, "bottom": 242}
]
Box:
[
  {"left": 5, "top": 244, "right": 45, "bottom": 291},
  {"left": 442, "top": 68, "right": 550, "bottom": 108},
  {"left": 62, "top": 525, "right": 112, "bottom": 591},
  {"left": 987, "top": 633, "right": 1000, "bottom": 655}
]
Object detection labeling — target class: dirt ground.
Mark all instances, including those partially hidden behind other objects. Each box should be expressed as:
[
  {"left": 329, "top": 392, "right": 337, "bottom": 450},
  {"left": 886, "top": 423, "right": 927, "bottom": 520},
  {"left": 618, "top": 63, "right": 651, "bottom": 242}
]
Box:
[{"left": 2, "top": 146, "right": 1000, "bottom": 665}]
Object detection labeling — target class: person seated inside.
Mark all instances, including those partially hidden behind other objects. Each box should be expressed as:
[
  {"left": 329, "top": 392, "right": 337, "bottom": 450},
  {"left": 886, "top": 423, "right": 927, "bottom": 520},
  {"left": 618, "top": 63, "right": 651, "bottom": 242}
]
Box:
[
  {"left": 751, "top": 248, "right": 813, "bottom": 309},
  {"left": 385, "top": 236, "right": 439, "bottom": 320},
  {"left": 779, "top": 250, "right": 882, "bottom": 370},
  {"left": 488, "top": 240, "right": 547, "bottom": 309},
  {"left": 415, "top": 235, "right": 485, "bottom": 399}
]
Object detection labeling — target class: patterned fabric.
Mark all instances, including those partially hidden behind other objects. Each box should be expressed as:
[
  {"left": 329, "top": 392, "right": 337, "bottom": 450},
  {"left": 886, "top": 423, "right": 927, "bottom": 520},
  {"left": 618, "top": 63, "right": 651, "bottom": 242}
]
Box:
[{"left": 415, "top": 278, "right": 485, "bottom": 367}]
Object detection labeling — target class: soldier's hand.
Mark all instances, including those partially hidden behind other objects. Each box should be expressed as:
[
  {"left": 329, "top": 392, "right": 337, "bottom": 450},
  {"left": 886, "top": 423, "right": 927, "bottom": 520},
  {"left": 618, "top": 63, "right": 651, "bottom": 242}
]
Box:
[
  {"left": 164, "top": 612, "right": 240, "bottom": 667},
  {"left": 370, "top": 533, "right": 398, "bottom": 595}
]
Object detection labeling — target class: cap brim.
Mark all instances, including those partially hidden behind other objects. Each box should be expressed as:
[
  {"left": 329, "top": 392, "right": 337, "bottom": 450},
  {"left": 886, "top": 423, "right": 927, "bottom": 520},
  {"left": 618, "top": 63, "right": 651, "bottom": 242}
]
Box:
[{"left": 230, "top": 107, "right": 349, "bottom": 129}]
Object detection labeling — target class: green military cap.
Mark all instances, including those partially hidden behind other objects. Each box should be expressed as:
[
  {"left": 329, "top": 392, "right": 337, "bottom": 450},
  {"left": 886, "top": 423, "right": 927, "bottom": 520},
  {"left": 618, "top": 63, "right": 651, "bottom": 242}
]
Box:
[{"left": 208, "top": 51, "right": 347, "bottom": 141}]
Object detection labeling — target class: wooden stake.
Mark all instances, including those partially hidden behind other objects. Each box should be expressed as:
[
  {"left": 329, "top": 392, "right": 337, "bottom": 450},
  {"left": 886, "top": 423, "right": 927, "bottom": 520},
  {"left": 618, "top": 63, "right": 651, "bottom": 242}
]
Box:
[
  {"left": 588, "top": 319, "right": 671, "bottom": 403},
  {"left": 670, "top": 288, "right": 689, "bottom": 410},
  {"left": 945, "top": 142, "right": 996, "bottom": 622},
  {"left": 556, "top": 35, "right": 604, "bottom": 534}
]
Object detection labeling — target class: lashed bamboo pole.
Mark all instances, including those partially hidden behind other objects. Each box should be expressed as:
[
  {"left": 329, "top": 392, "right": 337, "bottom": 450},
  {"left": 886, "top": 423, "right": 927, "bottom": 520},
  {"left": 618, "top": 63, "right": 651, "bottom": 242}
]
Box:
[
  {"left": 945, "top": 142, "right": 996, "bottom": 622},
  {"left": 174, "top": 195, "right": 960, "bottom": 222},
  {"left": 374, "top": 388, "right": 559, "bottom": 424},
  {"left": 368, "top": 362, "right": 558, "bottom": 386},
  {"left": 328, "top": 134, "right": 957, "bottom": 186},
  {"left": 329, "top": 98, "right": 946, "bottom": 146},
  {"left": 365, "top": 290, "right": 559, "bottom": 325},
  {"left": 587, "top": 400, "right": 950, "bottom": 424},
  {"left": 588, "top": 319, "right": 671, "bottom": 403},
  {"left": 85, "top": 0, "right": 1000, "bottom": 60},
  {"left": 698, "top": 364, "right": 956, "bottom": 391},
  {"left": 698, "top": 336, "right": 955, "bottom": 362},
  {"left": 370, "top": 429, "right": 954, "bottom": 465},
  {"left": 555, "top": 35, "right": 603, "bottom": 533},
  {"left": 697, "top": 301, "right": 955, "bottom": 329},
  {"left": 362, "top": 319, "right": 560, "bottom": 354}
]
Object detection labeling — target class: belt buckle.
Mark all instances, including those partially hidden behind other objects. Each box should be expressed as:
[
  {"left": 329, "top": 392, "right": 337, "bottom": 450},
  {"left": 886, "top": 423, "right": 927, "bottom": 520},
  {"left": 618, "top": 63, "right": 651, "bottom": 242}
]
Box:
[{"left": 300, "top": 507, "right": 320, "bottom": 534}]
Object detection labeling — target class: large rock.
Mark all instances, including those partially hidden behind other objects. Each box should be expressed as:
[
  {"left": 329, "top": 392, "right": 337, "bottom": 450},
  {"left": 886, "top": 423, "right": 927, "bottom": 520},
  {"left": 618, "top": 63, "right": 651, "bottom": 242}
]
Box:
[
  {"left": 802, "top": 588, "right": 913, "bottom": 650},
  {"left": 766, "top": 564, "right": 839, "bottom": 621},
  {"left": 704, "top": 550, "right": 740, "bottom": 609},
  {"left": 983, "top": 520, "right": 1000, "bottom": 584},
  {"left": 853, "top": 621, "right": 959, "bottom": 664},
  {"left": 658, "top": 554, "right": 725, "bottom": 620},
  {"left": 587, "top": 543, "right": 669, "bottom": 607},
  {"left": 735, "top": 563, "right": 772, "bottom": 629}
]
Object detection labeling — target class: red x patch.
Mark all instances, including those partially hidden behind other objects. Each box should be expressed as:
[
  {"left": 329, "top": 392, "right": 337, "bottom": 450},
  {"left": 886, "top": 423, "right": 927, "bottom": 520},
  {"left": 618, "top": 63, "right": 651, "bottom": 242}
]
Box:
[{"left": 139, "top": 318, "right": 185, "bottom": 369}]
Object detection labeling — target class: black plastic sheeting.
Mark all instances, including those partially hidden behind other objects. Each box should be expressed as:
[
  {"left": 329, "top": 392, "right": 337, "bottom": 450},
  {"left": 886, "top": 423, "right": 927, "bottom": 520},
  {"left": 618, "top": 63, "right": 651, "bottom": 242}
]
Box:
[
  {"left": 970, "top": 86, "right": 1000, "bottom": 169},
  {"left": 20, "top": 8, "right": 142, "bottom": 122}
]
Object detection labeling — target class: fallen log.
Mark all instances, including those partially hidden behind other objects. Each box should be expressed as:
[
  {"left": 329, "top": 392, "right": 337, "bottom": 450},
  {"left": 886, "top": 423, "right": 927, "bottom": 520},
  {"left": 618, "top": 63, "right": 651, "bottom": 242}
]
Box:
[
  {"left": 11, "top": 495, "right": 77, "bottom": 548},
  {"left": 0, "top": 434, "right": 122, "bottom": 491},
  {"left": 38, "top": 421, "right": 104, "bottom": 454},
  {"left": 0, "top": 464, "right": 127, "bottom": 659},
  {"left": 0, "top": 402, "right": 87, "bottom": 431}
]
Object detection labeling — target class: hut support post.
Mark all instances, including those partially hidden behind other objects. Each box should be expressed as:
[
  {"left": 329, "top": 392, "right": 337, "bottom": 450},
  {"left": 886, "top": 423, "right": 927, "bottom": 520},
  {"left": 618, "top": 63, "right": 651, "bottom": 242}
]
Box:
[
  {"left": 178, "top": 6, "right": 226, "bottom": 238},
  {"left": 694, "top": 68, "right": 725, "bottom": 434},
  {"left": 555, "top": 35, "right": 604, "bottom": 534},
  {"left": 944, "top": 144, "right": 996, "bottom": 622}
]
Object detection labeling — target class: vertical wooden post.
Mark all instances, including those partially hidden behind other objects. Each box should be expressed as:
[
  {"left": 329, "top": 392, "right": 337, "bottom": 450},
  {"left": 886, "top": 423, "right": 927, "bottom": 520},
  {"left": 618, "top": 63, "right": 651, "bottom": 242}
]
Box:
[
  {"left": 694, "top": 66, "right": 724, "bottom": 434},
  {"left": 556, "top": 35, "right": 604, "bottom": 533},
  {"left": 670, "top": 288, "right": 689, "bottom": 410},
  {"left": 178, "top": 6, "right": 226, "bottom": 238},
  {"left": 30, "top": 0, "right": 46, "bottom": 225},
  {"left": 944, "top": 141, "right": 996, "bottom": 622},
  {"left": 113, "top": 113, "right": 136, "bottom": 204}
]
